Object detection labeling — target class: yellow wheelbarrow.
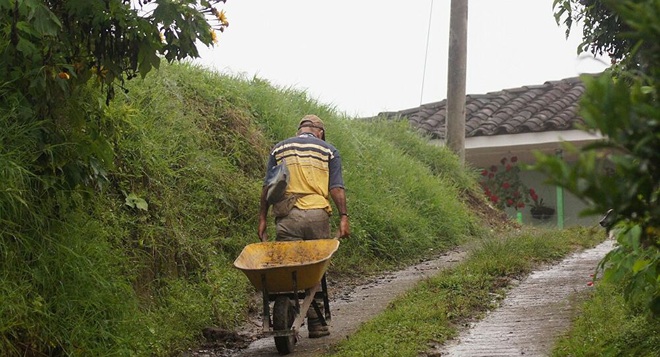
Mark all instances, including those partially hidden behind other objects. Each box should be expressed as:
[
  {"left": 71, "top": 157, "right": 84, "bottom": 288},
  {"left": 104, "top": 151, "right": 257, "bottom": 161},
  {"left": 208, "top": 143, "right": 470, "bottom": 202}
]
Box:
[{"left": 233, "top": 239, "right": 340, "bottom": 355}]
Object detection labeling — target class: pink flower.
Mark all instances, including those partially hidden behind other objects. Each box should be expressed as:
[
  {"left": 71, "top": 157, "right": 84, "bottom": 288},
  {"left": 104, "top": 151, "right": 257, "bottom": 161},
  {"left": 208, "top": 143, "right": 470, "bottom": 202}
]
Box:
[{"left": 587, "top": 282, "right": 594, "bottom": 287}]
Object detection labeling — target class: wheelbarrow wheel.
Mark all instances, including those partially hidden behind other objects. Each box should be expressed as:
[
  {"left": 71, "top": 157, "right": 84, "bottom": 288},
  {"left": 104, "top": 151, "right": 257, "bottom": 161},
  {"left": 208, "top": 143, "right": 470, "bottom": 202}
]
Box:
[{"left": 273, "top": 296, "right": 296, "bottom": 355}]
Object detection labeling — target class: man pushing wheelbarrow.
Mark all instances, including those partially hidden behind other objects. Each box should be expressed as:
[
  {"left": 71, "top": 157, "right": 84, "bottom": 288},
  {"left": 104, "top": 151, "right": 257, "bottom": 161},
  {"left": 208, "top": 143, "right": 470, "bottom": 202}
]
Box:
[{"left": 238, "top": 114, "right": 350, "bottom": 353}]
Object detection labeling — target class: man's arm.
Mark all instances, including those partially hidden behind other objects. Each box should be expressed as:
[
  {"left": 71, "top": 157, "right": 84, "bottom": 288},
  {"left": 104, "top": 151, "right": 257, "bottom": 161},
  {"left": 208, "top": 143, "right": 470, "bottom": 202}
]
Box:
[
  {"left": 329, "top": 187, "right": 350, "bottom": 238},
  {"left": 258, "top": 186, "right": 270, "bottom": 241}
]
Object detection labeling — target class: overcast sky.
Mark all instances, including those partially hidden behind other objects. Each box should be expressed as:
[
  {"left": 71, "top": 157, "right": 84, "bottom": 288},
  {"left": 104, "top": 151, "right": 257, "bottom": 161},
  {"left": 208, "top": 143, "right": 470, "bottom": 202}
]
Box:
[{"left": 194, "top": 0, "right": 610, "bottom": 117}]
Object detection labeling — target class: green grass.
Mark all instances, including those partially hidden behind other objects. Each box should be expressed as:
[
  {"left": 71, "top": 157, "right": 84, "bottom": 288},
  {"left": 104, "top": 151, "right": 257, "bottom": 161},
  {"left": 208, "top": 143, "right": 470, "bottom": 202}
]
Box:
[
  {"left": 0, "top": 61, "right": 486, "bottom": 355},
  {"left": 551, "top": 282, "right": 660, "bottom": 357},
  {"left": 327, "top": 227, "right": 605, "bottom": 357}
]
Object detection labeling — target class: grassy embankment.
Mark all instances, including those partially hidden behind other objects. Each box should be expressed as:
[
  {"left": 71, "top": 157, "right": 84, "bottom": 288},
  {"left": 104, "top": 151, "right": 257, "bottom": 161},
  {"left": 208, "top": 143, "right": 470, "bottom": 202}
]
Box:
[{"left": 1, "top": 61, "right": 484, "bottom": 356}]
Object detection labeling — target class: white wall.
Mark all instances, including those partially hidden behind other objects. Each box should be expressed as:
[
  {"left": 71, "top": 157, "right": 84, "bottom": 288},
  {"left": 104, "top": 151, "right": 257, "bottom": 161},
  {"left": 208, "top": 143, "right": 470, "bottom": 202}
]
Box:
[
  {"left": 430, "top": 130, "right": 606, "bottom": 228},
  {"left": 463, "top": 131, "right": 604, "bottom": 228},
  {"left": 509, "top": 170, "right": 600, "bottom": 228}
]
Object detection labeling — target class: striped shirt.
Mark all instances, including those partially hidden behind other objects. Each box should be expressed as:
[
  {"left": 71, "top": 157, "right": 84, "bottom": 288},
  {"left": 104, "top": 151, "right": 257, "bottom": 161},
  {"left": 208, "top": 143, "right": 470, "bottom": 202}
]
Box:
[{"left": 264, "top": 133, "right": 344, "bottom": 212}]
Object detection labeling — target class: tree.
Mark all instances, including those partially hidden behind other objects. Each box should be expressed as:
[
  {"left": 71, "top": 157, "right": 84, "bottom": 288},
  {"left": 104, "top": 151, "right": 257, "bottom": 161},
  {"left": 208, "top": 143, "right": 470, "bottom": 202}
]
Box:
[
  {"left": 537, "top": 0, "right": 659, "bottom": 315},
  {"left": 0, "top": 0, "right": 230, "bottom": 191},
  {"left": 2, "top": 0, "right": 229, "bottom": 102},
  {"left": 0, "top": 1, "right": 232, "bottom": 354},
  {"left": 554, "top": 0, "right": 659, "bottom": 74}
]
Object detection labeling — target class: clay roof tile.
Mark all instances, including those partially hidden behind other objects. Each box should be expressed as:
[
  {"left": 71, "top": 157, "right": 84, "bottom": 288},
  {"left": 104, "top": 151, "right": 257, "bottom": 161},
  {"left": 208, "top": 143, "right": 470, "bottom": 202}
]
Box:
[{"left": 374, "top": 75, "right": 594, "bottom": 139}]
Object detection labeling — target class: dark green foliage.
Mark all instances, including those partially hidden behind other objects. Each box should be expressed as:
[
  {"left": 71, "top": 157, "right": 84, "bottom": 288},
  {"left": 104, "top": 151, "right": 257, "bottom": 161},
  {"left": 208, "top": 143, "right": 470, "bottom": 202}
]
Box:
[
  {"left": 544, "top": 0, "right": 659, "bottom": 316},
  {"left": 553, "top": 0, "right": 633, "bottom": 61}
]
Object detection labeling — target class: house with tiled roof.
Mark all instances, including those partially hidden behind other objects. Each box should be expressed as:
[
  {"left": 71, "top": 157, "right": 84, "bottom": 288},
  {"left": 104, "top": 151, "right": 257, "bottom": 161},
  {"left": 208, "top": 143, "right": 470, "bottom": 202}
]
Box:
[{"left": 377, "top": 76, "right": 603, "bottom": 227}]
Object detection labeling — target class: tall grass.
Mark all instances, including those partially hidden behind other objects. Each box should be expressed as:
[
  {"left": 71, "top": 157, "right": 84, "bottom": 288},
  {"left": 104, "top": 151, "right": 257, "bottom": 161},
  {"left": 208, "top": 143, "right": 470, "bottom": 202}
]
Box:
[
  {"left": 1, "top": 61, "right": 487, "bottom": 355},
  {"left": 331, "top": 121, "right": 479, "bottom": 271},
  {"left": 551, "top": 281, "right": 660, "bottom": 357}
]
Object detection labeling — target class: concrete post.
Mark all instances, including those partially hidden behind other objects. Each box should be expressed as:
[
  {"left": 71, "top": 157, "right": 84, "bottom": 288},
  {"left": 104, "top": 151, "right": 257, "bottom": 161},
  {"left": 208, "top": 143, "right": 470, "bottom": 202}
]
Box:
[{"left": 446, "top": 0, "right": 468, "bottom": 164}]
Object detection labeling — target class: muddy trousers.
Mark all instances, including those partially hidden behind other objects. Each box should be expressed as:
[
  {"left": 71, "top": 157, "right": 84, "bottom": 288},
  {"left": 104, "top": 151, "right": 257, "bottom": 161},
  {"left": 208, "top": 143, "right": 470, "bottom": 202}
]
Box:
[{"left": 275, "top": 208, "right": 331, "bottom": 337}]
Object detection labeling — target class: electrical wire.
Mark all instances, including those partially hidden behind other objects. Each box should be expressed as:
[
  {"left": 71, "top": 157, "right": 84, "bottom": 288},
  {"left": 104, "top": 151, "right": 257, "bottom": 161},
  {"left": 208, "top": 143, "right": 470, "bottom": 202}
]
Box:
[{"left": 420, "top": 0, "right": 434, "bottom": 106}]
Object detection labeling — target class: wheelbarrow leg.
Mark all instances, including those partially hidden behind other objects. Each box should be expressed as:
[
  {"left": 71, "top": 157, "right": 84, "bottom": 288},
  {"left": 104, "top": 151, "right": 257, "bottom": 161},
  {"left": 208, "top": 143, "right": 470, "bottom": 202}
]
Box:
[
  {"left": 292, "top": 271, "right": 300, "bottom": 315},
  {"left": 261, "top": 273, "right": 271, "bottom": 333},
  {"left": 309, "top": 273, "right": 331, "bottom": 326},
  {"left": 321, "top": 273, "right": 331, "bottom": 321},
  {"left": 309, "top": 300, "right": 326, "bottom": 328},
  {"left": 291, "top": 284, "right": 321, "bottom": 333}
]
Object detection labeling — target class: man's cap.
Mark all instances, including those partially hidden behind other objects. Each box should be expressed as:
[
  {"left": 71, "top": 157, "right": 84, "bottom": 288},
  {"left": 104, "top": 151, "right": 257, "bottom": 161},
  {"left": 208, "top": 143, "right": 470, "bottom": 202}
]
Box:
[
  {"left": 298, "top": 115, "right": 324, "bottom": 130},
  {"left": 298, "top": 115, "right": 325, "bottom": 140}
]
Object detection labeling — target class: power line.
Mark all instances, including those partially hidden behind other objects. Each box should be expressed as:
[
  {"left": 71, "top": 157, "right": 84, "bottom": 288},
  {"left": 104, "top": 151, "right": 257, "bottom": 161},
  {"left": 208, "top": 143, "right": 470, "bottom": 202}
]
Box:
[{"left": 420, "top": 0, "right": 434, "bottom": 106}]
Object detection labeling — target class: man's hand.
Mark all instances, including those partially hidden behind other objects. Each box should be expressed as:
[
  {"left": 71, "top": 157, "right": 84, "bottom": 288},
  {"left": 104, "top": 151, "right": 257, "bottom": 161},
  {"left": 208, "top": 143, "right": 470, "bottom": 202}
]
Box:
[
  {"left": 258, "top": 217, "right": 268, "bottom": 242},
  {"left": 336, "top": 215, "right": 350, "bottom": 238},
  {"left": 330, "top": 187, "right": 350, "bottom": 239},
  {"left": 258, "top": 186, "right": 269, "bottom": 242}
]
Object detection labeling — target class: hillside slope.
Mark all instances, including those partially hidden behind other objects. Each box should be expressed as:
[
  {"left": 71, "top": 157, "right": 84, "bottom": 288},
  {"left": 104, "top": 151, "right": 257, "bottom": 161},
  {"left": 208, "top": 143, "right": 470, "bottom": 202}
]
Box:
[{"left": 1, "top": 62, "right": 496, "bottom": 356}]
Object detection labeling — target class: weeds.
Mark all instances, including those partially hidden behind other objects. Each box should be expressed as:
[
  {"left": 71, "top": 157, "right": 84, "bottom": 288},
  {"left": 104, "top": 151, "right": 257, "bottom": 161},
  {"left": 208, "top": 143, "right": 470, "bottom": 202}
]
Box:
[{"left": 552, "top": 280, "right": 660, "bottom": 357}]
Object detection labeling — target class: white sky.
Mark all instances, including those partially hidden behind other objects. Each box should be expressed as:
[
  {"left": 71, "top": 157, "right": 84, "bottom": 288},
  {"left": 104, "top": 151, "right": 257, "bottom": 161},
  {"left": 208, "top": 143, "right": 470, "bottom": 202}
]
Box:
[{"left": 194, "top": 0, "right": 610, "bottom": 118}]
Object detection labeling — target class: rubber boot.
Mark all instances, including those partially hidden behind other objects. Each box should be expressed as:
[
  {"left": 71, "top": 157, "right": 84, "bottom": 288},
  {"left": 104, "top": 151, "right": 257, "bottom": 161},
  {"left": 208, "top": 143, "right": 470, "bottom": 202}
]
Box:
[
  {"left": 307, "top": 317, "right": 329, "bottom": 338},
  {"left": 306, "top": 300, "right": 330, "bottom": 338}
]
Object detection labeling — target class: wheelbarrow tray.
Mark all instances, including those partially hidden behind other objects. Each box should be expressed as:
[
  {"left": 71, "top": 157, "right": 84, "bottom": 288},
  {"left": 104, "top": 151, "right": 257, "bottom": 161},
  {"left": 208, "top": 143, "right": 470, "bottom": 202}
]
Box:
[{"left": 233, "top": 239, "right": 339, "bottom": 293}]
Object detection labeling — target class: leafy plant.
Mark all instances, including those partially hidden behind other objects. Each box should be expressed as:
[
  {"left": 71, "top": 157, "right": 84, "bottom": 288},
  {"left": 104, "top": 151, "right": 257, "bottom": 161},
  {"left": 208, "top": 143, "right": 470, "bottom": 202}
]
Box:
[
  {"left": 553, "top": 0, "right": 633, "bottom": 63},
  {"left": 1, "top": 2, "right": 236, "bottom": 354},
  {"left": 539, "top": 0, "right": 660, "bottom": 316},
  {"left": 478, "top": 155, "right": 534, "bottom": 211},
  {"left": 528, "top": 189, "right": 546, "bottom": 209},
  {"left": 0, "top": 0, "right": 232, "bottom": 194}
]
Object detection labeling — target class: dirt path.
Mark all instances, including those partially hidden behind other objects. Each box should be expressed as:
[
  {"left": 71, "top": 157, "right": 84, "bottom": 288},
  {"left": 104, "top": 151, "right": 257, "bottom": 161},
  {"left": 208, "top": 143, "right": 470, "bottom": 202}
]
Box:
[
  {"left": 186, "top": 239, "right": 613, "bottom": 357},
  {"left": 230, "top": 248, "right": 468, "bottom": 357}
]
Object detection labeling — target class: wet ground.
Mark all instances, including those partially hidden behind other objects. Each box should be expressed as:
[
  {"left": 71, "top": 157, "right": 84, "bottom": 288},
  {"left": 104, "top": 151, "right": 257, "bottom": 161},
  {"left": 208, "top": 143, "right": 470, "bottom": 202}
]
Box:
[
  {"left": 430, "top": 239, "right": 614, "bottom": 357},
  {"left": 185, "top": 239, "right": 613, "bottom": 357}
]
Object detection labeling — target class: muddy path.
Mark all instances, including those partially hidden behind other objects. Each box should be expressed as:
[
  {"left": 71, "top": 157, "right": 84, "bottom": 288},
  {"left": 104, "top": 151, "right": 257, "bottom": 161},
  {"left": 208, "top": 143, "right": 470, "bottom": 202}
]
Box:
[
  {"left": 185, "top": 239, "right": 612, "bottom": 357},
  {"left": 232, "top": 247, "right": 469, "bottom": 357}
]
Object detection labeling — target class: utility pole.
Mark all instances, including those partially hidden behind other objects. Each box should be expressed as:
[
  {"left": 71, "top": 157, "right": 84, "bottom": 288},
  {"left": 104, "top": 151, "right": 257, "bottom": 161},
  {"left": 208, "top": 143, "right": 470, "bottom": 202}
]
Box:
[{"left": 446, "top": 0, "right": 467, "bottom": 164}]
